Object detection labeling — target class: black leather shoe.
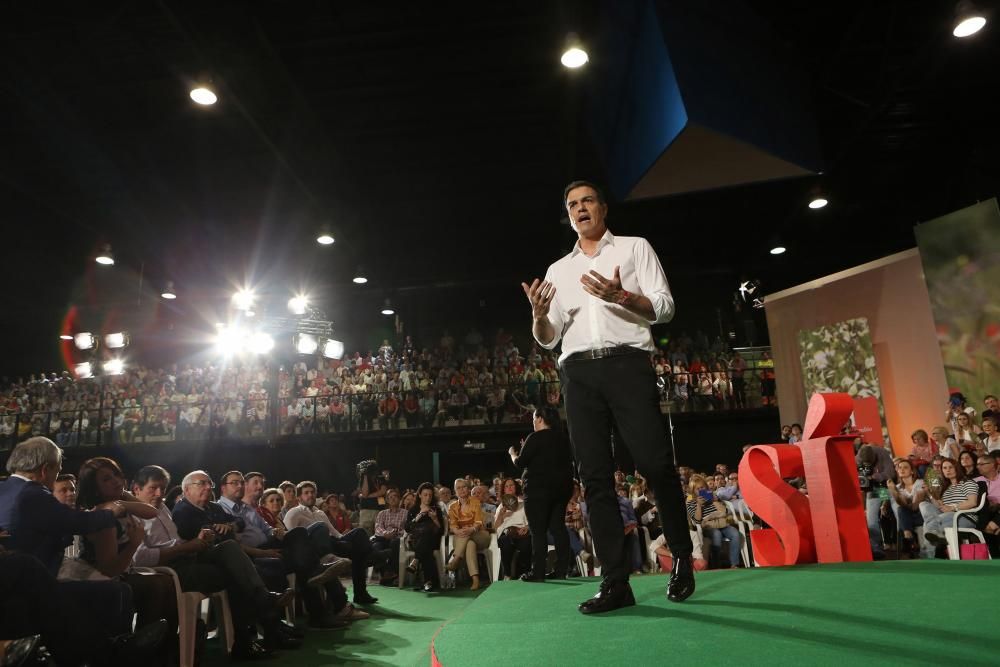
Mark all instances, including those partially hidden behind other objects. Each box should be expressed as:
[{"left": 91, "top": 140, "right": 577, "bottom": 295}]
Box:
[
  {"left": 3, "top": 635, "right": 41, "bottom": 667},
  {"left": 578, "top": 581, "right": 635, "bottom": 614},
  {"left": 667, "top": 556, "right": 695, "bottom": 603},
  {"left": 278, "top": 620, "right": 304, "bottom": 639},
  {"left": 423, "top": 581, "right": 441, "bottom": 593},
  {"left": 353, "top": 593, "right": 379, "bottom": 605},
  {"left": 231, "top": 639, "right": 276, "bottom": 661},
  {"left": 308, "top": 615, "right": 350, "bottom": 630},
  {"left": 519, "top": 571, "right": 545, "bottom": 582},
  {"left": 109, "top": 619, "right": 169, "bottom": 663},
  {"left": 545, "top": 570, "right": 566, "bottom": 580}
]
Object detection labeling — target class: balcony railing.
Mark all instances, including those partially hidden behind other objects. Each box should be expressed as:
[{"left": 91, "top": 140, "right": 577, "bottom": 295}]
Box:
[{"left": 0, "top": 367, "right": 775, "bottom": 449}]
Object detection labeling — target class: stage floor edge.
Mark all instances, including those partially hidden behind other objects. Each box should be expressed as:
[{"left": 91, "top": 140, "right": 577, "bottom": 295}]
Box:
[{"left": 430, "top": 560, "right": 998, "bottom": 666}]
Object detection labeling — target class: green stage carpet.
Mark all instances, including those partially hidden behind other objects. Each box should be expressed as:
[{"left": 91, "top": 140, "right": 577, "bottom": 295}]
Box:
[{"left": 432, "top": 561, "right": 998, "bottom": 667}]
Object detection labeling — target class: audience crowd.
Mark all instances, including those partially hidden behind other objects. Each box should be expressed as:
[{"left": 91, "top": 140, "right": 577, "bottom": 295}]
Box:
[{"left": 0, "top": 328, "right": 773, "bottom": 448}]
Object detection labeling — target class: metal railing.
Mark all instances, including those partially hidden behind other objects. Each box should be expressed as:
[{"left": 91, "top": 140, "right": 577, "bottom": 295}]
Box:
[{"left": 0, "top": 368, "right": 776, "bottom": 449}]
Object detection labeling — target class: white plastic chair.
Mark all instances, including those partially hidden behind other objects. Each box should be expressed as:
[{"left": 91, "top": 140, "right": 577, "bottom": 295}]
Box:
[
  {"left": 944, "top": 484, "right": 991, "bottom": 560},
  {"left": 398, "top": 532, "right": 447, "bottom": 588},
  {"left": 723, "top": 501, "right": 754, "bottom": 567}
]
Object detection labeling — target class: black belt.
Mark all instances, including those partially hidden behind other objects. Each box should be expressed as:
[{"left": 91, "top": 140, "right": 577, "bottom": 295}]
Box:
[{"left": 565, "top": 345, "right": 646, "bottom": 362}]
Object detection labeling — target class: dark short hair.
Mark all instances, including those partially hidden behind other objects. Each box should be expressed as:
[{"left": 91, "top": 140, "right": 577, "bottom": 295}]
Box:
[
  {"left": 533, "top": 405, "right": 561, "bottom": 429},
  {"left": 417, "top": 482, "right": 435, "bottom": 496},
  {"left": 220, "top": 470, "right": 243, "bottom": 488},
  {"left": 296, "top": 480, "right": 317, "bottom": 496},
  {"left": 134, "top": 465, "right": 171, "bottom": 489},
  {"left": 563, "top": 180, "right": 606, "bottom": 206},
  {"left": 985, "top": 394, "right": 998, "bottom": 401},
  {"left": 56, "top": 473, "right": 76, "bottom": 483},
  {"left": 245, "top": 471, "right": 265, "bottom": 484},
  {"left": 279, "top": 480, "right": 295, "bottom": 491}
]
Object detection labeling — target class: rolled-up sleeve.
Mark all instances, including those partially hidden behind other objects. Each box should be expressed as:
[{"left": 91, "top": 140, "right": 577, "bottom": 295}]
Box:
[
  {"left": 634, "top": 239, "right": 674, "bottom": 324},
  {"left": 534, "top": 267, "right": 565, "bottom": 349}
]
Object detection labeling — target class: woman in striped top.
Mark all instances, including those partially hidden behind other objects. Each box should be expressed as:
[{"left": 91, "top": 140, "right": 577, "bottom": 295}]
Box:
[
  {"left": 685, "top": 475, "right": 741, "bottom": 568},
  {"left": 918, "top": 458, "right": 980, "bottom": 558}
]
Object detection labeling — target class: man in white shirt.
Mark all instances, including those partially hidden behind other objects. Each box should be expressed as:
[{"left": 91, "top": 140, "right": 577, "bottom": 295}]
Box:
[
  {"left": 521, "top": 180, "right": 694, "bottom": 614},
  {"left": 284, "top": 481, "right": 380, "bottom": 605}
]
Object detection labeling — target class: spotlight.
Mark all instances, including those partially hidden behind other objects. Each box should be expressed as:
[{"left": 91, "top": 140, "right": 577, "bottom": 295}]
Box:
[
  {"left": 808, "top": 197, "right": 828, "bottom": 209},
  {"left": 953, "top": 2, "right": 987, "bottom": 37},
  {"left": 294, "top": 333, "right": 319, "bottom": 355},
  {"left": 248, "top": 332, "right": 275, "bottom": 355},
  {"left": 561, "top": 34, "right": 589, "bottom": 68},
  {"left": 59, "top": 334, "right": 73, "bottom": 341},
  {"left": 214, "top": 325, "right": 247, "bottom": 356},
  {"left": 322, "top": 339, "right": 345, "bottom": 360},
  {"left": 233, "top": 289, "right": 255, "bottom": 311},
  {"left": 74, "top": 333, "right": 96, "bottom": 351},
  {"left": 288, "top": 295, "right": 308, "bottom": 316},
  {"left": 190, "top": 86, "right": 218, "bottom": 105},
  {"left": 161, "top": 281, "right": 177, "bottom": 300},
  {"left": 316, "top": 228, "right": 335, "bottom": 245},
  {"left": 103, "top": 359, "right": 125, "bottom": 376},
  {"left": 95, "top": 245, "right": 115, "bottom": 266},
  {"left": 381, "top": 298, "right": 395, "bottom": 316},
  {"left": 352, "top": 267, "right": 368, "bottom": 284},
  {"left": 770, "top": 246, "right": 787, "bottom": 255},
  {"left": 104, "top": 332, "right": 129, "bottom": 349},
  {"left": 74, "top": 362, "right": 93, "bottom": 379}
]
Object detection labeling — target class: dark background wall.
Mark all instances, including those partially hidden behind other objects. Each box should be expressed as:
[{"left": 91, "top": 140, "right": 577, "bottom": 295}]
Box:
[{"left": 2, "top": 410, "right": 779, "bottom": 495}]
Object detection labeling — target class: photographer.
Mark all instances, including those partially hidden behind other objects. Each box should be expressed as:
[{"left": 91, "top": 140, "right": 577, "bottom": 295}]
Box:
[{"left": 855, "top": 444, "right": 895, "bottom": 560}]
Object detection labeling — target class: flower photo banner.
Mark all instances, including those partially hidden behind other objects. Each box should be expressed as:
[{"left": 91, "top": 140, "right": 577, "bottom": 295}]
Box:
[
  {"left": 914, "top": 199, "right": 1000, "bottom": 403},
  {"left": 797, "top": 317, "right": 888, "bottom": 442}
]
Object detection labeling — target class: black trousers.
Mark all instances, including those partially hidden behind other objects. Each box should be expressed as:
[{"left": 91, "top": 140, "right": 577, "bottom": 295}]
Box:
[
  {"left": 370, "top": 535, "right": 401, "bottom": 576},
  {"left": 524, "top": 481, "right": 572, "bottom": 577},
  {"left": 497, "top": 530, "right": 533, "bottom": 578},
  {"left": 409, "top": 531, "right": 442, "bottom": 586},
  {"left": 562, "top": 352, "right": 692, "bottom": 584}
]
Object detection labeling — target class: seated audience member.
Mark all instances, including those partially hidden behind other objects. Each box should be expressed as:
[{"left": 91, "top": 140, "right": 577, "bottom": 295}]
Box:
[
  {"left": 472, "top": 484, "right": 497, "bottom": 524},
  {"left": 324, "top": 493, "right": 353, "bottom": 535},
  {"left": 908, "top": 429, "right": 938, "bottom": 475},
  {"left": 714, "top": 470, "right": 746, "bottom": 516},
  {"left": 405, "top": 482, "right": 446, "bottom": 592},
  {"left": 0, "top": 438, "right": 168, "bottom": 665},
  {"left": 685, "top": 474, "right": 742, "bottom": 568},
  {"left": 437, "top": 485, "right": 454, "bottom": 515},
  {"left": 616, "top": 483, "right": 644, "bottom": 574},
  {"left": 919, "top": 457, "right": 980, "bottom": 558},
  {"left": 886, "top": 458, "right": 926, "bottom": 557},
  {"left": 283, "top": 481, "right": 380, "bottom": 605},
  {"left": 74, "top": 457, "right": 176, "bottom": 634},
  {"left": 52, "top": 473, "right": 77, "bottom": 507},
  {"left": 131, "top": 466, "right": 304, "bottom": 657},
  {"left": 371, "top": 488, "right": 408, "bottom": 585},
  {"left": 257, "top": 488, "right": 283, "bottom": 527},
  {"left": 649, "top": 529, "right": 708, "bottom": 573},
  {"left": 931, "top": 426, "right": 961, "bottom": 462},
  {"left": 493, "top": 490, "right": 531, "bottom": 579},
  {"left": 278, "top": 481, "right": 298, "bottom": 520},
  {"left": 564, "top": 481, "right": 591, "bottom": 566},
  {"left": 446, "top": 478, "right": 489, "bottom": 590},
  {"left": 401, "top": 491, "right": 417, "bottom": 512},
  {"left": 959, "top": 450, "right": 978, "bottom": 480},
  {"left": 217, "top": 471, "right": 354, "bottom": 628},
  {"left": 973, "top": 454, "right": 1000, "bottom": 554},
  {"left": 952, "top": 412, "right": 978, "bottom": 449},
  {"left": 980, "top": 416, "right": 1000, "bottom": 453}
]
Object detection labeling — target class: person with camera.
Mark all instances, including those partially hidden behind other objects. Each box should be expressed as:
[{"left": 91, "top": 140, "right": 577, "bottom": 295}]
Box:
[
  {"left": 855, "top": 444, "right": 895, "bottom": 560},
  {"left": 509, "top": 406, "right": 575, "bottom": 581},
  {"left": 685, "top": 475, "right": 741, "bottom": 569},
  {"left": 404, "top": 483, "right": 445, "bottom": 592}
]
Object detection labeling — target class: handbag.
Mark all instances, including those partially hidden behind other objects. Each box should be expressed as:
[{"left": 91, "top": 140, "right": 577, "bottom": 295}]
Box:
[
  {"left": 702, "top": 502, "right": 732, "bottom": 530},
  {"left": 959, "top": 543, "right": 989, "bottom": 560}
]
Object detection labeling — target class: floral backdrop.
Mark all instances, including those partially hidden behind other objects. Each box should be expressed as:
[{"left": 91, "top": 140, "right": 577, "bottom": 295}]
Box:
[
  {"left": 798, "top": 317, "right": 888, "bottom": 440},
  {"left": 915, "top": 199, "right": 1000, "bottom": 405}
]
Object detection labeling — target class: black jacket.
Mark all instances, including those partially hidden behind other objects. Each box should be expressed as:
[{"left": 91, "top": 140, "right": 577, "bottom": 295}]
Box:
[{"left": 513, "top": 428, "right": 574, "bottom": 490}]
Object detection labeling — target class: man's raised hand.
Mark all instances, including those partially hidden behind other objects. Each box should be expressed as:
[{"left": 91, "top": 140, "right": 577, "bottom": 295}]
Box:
[{"left": 520, "top": 279, "right": 556, "bottom": 320}]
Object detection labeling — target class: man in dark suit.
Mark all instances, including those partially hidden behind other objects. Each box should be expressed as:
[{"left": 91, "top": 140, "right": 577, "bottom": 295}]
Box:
[{"left": 0, "top": 437, "right": 166, "bottom": 664}]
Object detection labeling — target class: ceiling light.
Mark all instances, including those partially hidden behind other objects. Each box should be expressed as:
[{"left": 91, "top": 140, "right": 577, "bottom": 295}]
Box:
[
  {"left": 190, "top": 86, "right": 218, "bottom": 105},
  {"left": 104, "top": 332, "right": 129, "bottom": 349},
  {"left": 74, "top": 362, "right": 93, "bottom": 379},
  {"left": 353, "top": 267, "right": 368, "bottom": 284},
  {"left": 60, "top": 334, "right": 74, "bottom": 341},
  {"left": 322, "top": 339, "right": 345, "bottom": 360},
  {"left": 381, "top": 298, "right": 395, "bottom": 316},
  {"left": 561, "top": 34, "right": 589, "bottom": 68},
  {"left": 316, "top": 231, "right": 335, "bottom": 245},
  {"left": 770, "top": 246, "right": 787, "bottom": 255},
  {"left": 808, "top": 197, "right": 828, "bottom": 209},
  {"left": 294, "top": 334, "right": 319, "bottom": 355},
  {"left": 161, "top": 281, "right": 177, "bottom": 299},
  {"left": 103, "top": 359, "right": 125, "bottom": 376},
  {"left": 95, "top": 245, "right": 115, "bottom": 266},
  {"left": 74, "top": 332, "right": 96, "bottom": 350},
  {"left": 954, "top": 2, "right": 987, "bottom": 37}
]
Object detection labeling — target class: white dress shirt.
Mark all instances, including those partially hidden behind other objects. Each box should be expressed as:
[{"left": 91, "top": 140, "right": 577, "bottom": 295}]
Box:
[
  {"left": 283, "top": 504, "right": 343, "bottom": 538},
  {"left": 537, "top": 231, "right": 674, "bottom": 363},
  {"left": 133, "top": 502, "right": 182, "bottom": 567}
]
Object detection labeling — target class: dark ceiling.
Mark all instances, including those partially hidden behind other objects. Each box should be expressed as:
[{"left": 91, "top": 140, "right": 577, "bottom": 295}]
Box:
[{"left": 1, "top": 1, "right": 996, "bottom": 376}]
